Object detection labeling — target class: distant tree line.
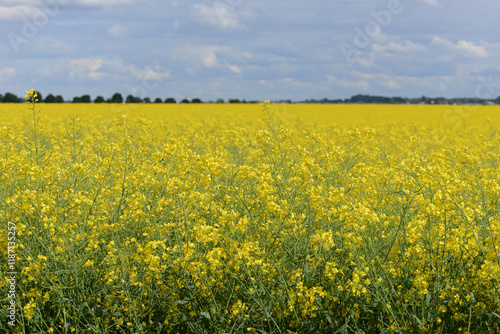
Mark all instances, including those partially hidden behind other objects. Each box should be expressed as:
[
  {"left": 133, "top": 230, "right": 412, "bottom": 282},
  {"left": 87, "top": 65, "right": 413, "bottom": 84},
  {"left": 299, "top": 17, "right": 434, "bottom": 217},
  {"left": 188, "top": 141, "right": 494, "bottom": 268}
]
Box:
[
  {"left": 0, "top": 92, "right": 261, "bottom": 104},
  {"left": 1, "top": 92, "right": 499, "bottom": 105},
  {"left": 305, "top": 94, "right": 500, "bottom": 105}
]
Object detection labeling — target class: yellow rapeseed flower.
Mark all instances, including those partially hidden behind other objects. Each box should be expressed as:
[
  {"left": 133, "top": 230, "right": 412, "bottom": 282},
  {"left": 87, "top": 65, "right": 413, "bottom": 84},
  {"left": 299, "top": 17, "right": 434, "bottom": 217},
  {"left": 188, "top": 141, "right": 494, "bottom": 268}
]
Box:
[{"left": 0, "top": 102, "right": 499, "bottom": 332}]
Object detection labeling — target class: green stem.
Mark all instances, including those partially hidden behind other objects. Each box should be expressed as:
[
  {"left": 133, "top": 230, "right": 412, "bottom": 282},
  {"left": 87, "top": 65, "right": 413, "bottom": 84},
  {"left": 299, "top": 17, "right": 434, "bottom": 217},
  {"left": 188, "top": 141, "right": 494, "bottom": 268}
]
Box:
[{"left": 31, "top": 100, "right": 40, "bottom": 167}]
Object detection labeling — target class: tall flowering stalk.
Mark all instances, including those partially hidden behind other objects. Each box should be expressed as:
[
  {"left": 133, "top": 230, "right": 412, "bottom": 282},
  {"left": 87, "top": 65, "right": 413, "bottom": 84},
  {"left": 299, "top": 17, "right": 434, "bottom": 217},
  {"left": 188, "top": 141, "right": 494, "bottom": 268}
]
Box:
[{"left": 25, "top": 88, "right": 41, "bottom": 167}]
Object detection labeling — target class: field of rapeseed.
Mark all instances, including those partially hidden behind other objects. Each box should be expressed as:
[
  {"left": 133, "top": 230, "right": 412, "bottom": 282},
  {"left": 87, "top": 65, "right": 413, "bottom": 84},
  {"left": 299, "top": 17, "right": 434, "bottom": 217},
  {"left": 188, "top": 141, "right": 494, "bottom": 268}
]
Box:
[{"left": 1, "top": 95, "right": 500, "bottom": 333}]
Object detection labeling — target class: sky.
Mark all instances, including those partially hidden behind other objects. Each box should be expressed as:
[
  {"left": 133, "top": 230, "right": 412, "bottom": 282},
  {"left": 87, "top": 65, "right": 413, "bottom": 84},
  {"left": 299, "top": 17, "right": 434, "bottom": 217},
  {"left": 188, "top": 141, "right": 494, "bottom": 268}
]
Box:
[{"left": 1, "top": 0, "right": 500, "bottom": 102}]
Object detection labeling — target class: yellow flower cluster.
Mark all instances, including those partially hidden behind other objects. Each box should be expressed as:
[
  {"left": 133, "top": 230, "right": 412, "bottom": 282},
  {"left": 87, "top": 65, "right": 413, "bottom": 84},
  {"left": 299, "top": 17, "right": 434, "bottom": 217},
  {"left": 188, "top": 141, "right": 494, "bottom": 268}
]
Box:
[
  {"left": 0, "top": 101, "right": 500, "bottom": 333},
  {"left": 24, "top": 88, "right": 38, "bottom": 102}
]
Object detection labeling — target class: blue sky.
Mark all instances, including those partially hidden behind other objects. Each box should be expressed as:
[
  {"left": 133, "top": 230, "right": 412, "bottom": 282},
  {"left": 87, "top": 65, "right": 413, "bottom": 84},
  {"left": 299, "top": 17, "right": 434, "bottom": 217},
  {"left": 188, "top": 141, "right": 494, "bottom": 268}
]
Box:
[{"left": 1, "top": 0, "right": 499, "bottom": 101}]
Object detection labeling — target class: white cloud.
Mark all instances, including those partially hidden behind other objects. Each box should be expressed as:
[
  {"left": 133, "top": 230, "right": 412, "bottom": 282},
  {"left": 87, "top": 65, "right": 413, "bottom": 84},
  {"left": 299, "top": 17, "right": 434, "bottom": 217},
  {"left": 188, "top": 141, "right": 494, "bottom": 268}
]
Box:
[
  {"left": 354, "top": 72, "right": 376, "bottom": 80},
  {"left": 48, "top": 39, "right": 72, "bottom": 51},
  {"left": 36, "top": 37, "right": 74, "bottom": 53},
  {"left": 228, "top": 64, "right": 242, "bottom": 74},
  {"left": 356, "top": 56, "right": 375, "bottom": 68},
  {"left": 0, "top": 0, "right": 135, "bottom": 20},
  {"left": 132, "top": 67, "right": 170, "bottom": 81},
  {"left": 455, "top": 40, "right": 488, "bottom": 58},
  {"left": 97, "top": 57, "right": 128, "bottom": 74},
  {"left": 384, "top": 80, "right": 402, "bottom": 89},
  {"left": 73, "top": 0, "right": 135, "bottom": 6},
  {"left": 416, "top": 0, "right": 441, "bottom": 6},
  {"left": 279, "top": 78, "right": 302, "bottom": 87},
  {"left": 203, "top": 51, "right": 218, "bottom": 67},
  {"left": 0, "top": 67, "right": 16, "bottom": 81},
  {"left": 431, "top": 36, "right": 455, "bottom": 47},
  {"left": 193, "top": 3, "right": 244, "bottom": 30},
  {"left": 69, "top": 57, "right": 105, "bottom": 80},
  {"left": 175, "top": 45, "right": 231, "bottom": 69},
  {"left": 66, "top": 57, "right": 170, "bottom": 84},
  {"left": 0, "top": 0, "right": 135, "bottom": 10},
  {"left": 0, "top": 5, "right": 38, "bottom": 20},
  {"left": 373, "top": 40, "right": 427, "bottom": 53},
  {"left": 432, "top": 36, "right": 489, "bottom": 58},
  {"left": 107, "top": 24, "right": 128, "bottom": 37},
  {"left": 0, "top": 0, "right": 43, "bottom": 4},
  {"left": 0, "top": 0, "right": 41, "bottom": 5}
]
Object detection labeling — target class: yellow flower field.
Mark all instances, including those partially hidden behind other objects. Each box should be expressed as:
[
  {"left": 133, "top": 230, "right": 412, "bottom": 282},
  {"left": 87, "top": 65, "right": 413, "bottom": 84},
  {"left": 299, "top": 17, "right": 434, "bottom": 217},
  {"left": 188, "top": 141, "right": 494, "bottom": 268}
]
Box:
[{"left": 1, "top": 101, "right": 500, "bottom": 333}]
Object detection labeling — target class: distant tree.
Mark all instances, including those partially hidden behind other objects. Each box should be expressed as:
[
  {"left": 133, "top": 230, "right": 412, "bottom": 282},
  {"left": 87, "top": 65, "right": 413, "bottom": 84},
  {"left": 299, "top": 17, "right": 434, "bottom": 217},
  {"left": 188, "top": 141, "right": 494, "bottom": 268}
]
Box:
[
  {"left": 228, "top": 98, "right": 240, "bottom": 103},
  {"left": 154, "top": 97, "right": 163, "bottom": 103},
  {"left": 55, "top": 95, "right": 64, "bottom": 103},
  {"left": 72, "top": 96, "right": 82, "bottom": 103},
  {"left": 143, "top": 97, "right": 151, "bottom": 103},
  {"left": 216, "top": 98, "right": 225, "bottom": 103},
  {"left": 81, "top": 95, "right": 91, "bottom": 103},
  {"left": 165, "top": 97, "right": 176, "bottom": 103},
  {"left": 351, "top": 95, "right": 369, "bottom": 103},
  {"left": 3, "top": 92, "right": 20, "bottom": 103},
  {"left": 94, "top": 96, "right": 105, "bottom": 103},
  {"left": 111, "top": 93, "right": 123, "bottom": 103},
  {"left": 44, "top": 94, "right": 56, "bottom": 103},
  {"left": 495, "top": 96, "right": 500, "bottom": 104},
  {"left": 191, "top": 98, "right": 202, "bottom": 103},
  {"left": 435, "top": 97, "right": 447, "bottom": 105},
  {"left": 126, "top": 95, "right": 142, "bottom": 103},
  {"left": 390, "top": 97, "right": 405, "bottom": 104},
  {"left": 126, "top": 95, "right": 135, "bottom": 103},
  {"left": 0, "top": 94, "right": 3, "bottom": 102},
  {"left": 180, "top": 98, "right": 190, "bottom": 103}
]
